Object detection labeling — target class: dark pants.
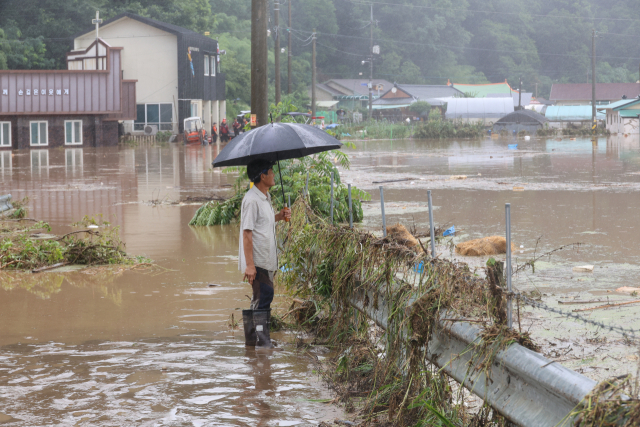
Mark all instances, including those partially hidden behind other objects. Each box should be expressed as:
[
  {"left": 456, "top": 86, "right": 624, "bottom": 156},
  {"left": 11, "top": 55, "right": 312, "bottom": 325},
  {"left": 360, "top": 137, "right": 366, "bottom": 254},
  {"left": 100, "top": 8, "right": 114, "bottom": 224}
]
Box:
[{"left": 251, "top": 267, "right": 274, "bottom": 310}]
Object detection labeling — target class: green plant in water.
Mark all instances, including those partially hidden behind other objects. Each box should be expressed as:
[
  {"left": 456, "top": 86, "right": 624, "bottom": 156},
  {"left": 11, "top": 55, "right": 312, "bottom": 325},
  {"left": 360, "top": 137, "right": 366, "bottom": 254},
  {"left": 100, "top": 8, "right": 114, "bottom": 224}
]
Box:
[{"left": 189, "top": 144, "right": 370, "bottom": 226}]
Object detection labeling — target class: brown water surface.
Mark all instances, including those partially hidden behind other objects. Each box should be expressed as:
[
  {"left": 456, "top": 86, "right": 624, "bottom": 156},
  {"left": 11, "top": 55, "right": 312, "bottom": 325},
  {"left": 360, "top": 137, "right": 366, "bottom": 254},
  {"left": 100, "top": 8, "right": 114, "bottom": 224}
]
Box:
[{"left": 0, "top": 144, "right": 340, "bottom": 425}]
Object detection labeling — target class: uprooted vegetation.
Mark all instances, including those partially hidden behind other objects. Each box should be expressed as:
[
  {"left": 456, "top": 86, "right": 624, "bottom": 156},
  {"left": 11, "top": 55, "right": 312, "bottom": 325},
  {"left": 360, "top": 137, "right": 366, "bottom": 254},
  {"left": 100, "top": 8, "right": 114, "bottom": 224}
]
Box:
[
  {"left": 0, "top": 215, "right": 148, "bottom": 270},
  {"left": 276, "top": 198, "right": 534, "bottom": 426},
  {"left": 276, "top": 198, "right": 635, "bottom": 426}
]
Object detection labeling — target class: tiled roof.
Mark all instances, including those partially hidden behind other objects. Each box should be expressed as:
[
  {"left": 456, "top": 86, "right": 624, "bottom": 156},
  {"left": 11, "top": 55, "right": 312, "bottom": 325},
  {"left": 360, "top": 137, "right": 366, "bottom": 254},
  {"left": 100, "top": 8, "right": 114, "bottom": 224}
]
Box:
[
  {"left": 452, "top": 81, "right": 517, "bottom": 97},
  {"left": 549, "top": 83, "right": 640, "bottom": 101},
  {"left": 397, "top": 84, "right": 463, "bottom": 99},
  {"left": 327, "top": 79, "right": 393, "bottom": 96}
]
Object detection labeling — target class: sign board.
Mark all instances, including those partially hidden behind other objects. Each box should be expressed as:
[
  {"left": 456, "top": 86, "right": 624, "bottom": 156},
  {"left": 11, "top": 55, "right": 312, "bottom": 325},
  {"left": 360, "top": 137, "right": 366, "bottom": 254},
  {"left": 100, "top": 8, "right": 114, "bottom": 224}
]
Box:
[
  {"left": 250, "top": 114, "right": 257, "bottom": 126},
  {"left": 372, "top": 45, "right": 380, "bottom": 54}
]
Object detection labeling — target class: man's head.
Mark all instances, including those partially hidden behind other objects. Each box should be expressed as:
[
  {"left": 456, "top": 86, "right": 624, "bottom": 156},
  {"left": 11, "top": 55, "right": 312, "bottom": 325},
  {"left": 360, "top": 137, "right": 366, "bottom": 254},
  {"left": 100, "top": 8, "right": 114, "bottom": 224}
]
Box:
[
  {"left": 222, "top": 118, "right": 227, "bottom": 123},
  {"left": 247, "top": 159, "right": 275, "bottom": 187}
]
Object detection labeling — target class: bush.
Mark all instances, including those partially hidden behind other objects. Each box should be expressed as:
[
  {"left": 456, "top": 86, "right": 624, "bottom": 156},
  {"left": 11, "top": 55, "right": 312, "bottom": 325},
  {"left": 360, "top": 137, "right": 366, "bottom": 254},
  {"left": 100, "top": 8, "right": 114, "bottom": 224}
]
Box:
[{"left": 414, "top": 119, "right": 484, "bottom": 139}]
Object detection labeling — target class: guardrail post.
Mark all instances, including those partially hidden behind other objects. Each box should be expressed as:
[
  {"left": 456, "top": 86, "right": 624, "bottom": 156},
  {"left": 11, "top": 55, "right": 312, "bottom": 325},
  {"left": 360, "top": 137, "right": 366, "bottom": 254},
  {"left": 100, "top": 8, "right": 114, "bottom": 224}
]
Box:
[
  {"left": 505, "top": 203, "right": 512, "bottom": 329},
  {"left": 380, "top": 186, "right": 387, "bottom": 237},
  {"left": 330, "top": 172, "right": 334, "bottom": 224},
  {"left": 428, "top": 190, "right": 436, "bottom": 257},
  {"left": 348, "top": 183, "right": 353, "bottom": 229}
]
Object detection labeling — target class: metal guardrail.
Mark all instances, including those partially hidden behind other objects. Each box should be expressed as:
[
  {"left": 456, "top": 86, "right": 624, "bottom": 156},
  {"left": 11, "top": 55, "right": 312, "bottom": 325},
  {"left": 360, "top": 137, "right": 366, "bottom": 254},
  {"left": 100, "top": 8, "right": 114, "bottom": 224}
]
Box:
[
  {"left": 0, "top": 194, "right": 12, "bottom": 213},
  {"left": 350, "top": 287, "right": 596, "bottom": 427}
]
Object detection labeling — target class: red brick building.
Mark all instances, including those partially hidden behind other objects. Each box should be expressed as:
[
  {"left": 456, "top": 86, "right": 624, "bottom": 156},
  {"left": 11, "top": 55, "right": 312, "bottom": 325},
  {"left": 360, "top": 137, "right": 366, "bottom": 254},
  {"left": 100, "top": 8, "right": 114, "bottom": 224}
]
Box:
[{"left": 0, "top": 38, "right": 136, "bottom": 149}]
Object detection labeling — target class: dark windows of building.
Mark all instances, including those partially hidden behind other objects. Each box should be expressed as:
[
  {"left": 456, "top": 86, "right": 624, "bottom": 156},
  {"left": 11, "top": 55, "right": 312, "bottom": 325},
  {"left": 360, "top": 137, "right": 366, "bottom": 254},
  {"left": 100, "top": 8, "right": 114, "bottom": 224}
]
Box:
[
  {"left": 0, "top": 122, "right": 10, "bottom": 147},
  {"left": 65, "top": 120, "right": 82, "bottom": 145},
  {"left": 135, "top": 103, "right": 174, "bottom": 131},
  {"left": 204, "top": 55, "right": 209, "bottom": 76},
  {"left": 210, "top": 56, "right": 216, "bottom": 77},
  {"left": 30, "top": 121, "right": 48, "bottom": 146}
]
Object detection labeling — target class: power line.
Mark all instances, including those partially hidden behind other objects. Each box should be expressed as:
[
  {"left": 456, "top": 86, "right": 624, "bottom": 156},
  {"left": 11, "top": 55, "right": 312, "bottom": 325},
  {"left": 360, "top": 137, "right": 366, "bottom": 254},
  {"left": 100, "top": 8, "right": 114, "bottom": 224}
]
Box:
[
  {"left": 287, "top": 27, "right": 640, "bottom": 61},
  {"left": 338, "top": 0, "right": 640, "bottom": 24}
]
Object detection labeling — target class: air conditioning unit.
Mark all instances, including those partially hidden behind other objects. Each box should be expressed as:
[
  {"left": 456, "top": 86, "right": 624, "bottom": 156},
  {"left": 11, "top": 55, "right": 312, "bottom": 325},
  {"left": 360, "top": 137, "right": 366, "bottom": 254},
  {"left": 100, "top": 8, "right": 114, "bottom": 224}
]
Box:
[{"left": 144, "top": 125, "right": 158, "bottom": 135}]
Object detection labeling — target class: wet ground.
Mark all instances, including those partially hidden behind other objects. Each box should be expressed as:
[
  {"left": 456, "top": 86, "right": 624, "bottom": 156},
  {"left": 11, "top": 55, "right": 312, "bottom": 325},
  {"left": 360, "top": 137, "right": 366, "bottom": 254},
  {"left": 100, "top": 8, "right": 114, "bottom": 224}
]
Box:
[
  {"left": 3, "top": 135, "right": 640, "bottom": 423},
  {"left": 0, "top": 144, "right": 341, "bottom": 425}
]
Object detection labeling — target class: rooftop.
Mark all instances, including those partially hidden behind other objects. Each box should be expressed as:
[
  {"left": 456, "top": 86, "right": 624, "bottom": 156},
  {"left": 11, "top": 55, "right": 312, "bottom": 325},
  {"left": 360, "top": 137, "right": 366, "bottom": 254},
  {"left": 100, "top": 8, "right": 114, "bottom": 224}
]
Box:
[
  {"left": 549, "top": 83, "right": 640, "bottom": 101},
  {"left": 495, "top": 109, "right": 547, "bottom": 125},
  {"left": 452, "top": 80, "right": 518, "bottom": 98},
  {"left": 545, "top": 105, "right": 605, "bottom": 121}
]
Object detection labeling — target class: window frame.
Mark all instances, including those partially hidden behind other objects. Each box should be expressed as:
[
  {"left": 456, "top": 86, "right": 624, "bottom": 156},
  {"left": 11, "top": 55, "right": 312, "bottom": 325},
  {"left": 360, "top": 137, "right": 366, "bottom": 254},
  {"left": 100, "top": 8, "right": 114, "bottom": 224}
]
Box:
[
  {"left": 64, "top": 120, "right": 83, "bottom": 145},
  {"left": 210, "top": 56, "right": 216, "bottom": 77},
  {"left": 204, "top": 55, "right": 209, "bottom": 76},
  {"left": 29, "top": 121, "right": 48, "bottom": 146},
  {"left": 134, "top": 103, "right": 174, "bottom": 131},
  {"left": 0, "top": 122, "right": 10, "bottom": 147}
]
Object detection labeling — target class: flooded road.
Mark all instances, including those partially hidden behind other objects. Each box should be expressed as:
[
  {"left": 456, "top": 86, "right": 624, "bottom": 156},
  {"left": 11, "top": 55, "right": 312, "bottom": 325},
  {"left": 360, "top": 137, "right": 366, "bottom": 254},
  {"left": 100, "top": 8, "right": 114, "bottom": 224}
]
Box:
[
  {"left": 3, "top": 135, "right": 640, "bottom": 422},
  {"left": 0, "top": 144, "right": 341, "bottom": 425},
  {"left": 342, "top": 135, "right": 640, "bottom": 383}
]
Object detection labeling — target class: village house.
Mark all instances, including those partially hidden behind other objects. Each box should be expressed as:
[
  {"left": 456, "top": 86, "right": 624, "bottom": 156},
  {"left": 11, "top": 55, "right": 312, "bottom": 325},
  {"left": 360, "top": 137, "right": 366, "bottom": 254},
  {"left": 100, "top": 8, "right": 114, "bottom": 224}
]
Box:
[
  {"left": 371, "top": 83, "right": 463, "bottom": 121},
  {"left": 549, "top": 83, "right": 640, "bottom": 106},
  {"left": 0, "top": 38, "right": 136, "bottom": 149},
  {"left": 310, "top": 79, "right": 393, "bottom": 111},
  {"left": 598, "top": 98, "right": 640, "bottom": 134},
  {"left": 73, "top": 13, "right": 226, "bottom": 136}
]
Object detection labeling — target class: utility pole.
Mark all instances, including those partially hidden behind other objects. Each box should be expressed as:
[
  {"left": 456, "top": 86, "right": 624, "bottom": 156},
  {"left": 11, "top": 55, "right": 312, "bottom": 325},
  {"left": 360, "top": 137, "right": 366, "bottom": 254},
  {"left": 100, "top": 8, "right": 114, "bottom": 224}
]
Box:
[
  {"left": 288, "top": 0, "right": 292, "bottom": 94},
  {"left": 368, "top": 4, "right": 374, "bottom": 121},
  {"left": 251, "top": 0, "right": 268, "bottom": 127},
  {"left": 518, "top": 77, "right": 522, "bottom": 109},
  {"left": 535, "top": 82, "right": 538, "bottom": 99},
  {"left": 274, "top": 1, "right": 281, "bottom": 105},
  {"left": 311, "top": 29, "right": 316, "bottom": 119},
  {"left": 591, "top": 29, "right": 597, "bottom": 137}
]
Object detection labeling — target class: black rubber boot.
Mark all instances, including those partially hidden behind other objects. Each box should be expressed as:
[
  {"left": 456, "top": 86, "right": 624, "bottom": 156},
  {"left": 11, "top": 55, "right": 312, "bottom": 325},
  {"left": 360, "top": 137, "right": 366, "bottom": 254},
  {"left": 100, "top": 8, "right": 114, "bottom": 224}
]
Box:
[
  {"left": 242, "top": 309, "right": 257, "bottom": 346},
  {"left": 253, "top": 309, "right": 273, "bottom": 348}
]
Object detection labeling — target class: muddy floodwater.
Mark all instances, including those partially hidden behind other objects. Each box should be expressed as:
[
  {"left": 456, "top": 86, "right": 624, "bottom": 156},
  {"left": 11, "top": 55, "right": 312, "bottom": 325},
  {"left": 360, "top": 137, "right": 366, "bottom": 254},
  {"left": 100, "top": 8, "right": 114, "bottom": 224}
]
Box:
[
  {"left": 3, "top": 135, "right": 640, "bottom": 423},
  {"left": 0, "top": 145, "right": 341, "bottom": 426}
]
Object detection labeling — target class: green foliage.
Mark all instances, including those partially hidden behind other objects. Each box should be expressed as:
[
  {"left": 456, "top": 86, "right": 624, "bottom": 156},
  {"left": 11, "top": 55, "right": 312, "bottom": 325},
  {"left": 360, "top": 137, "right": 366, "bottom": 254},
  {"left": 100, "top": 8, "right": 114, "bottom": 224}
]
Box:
[
  {"left": 409, "top": 101, "right": 432, "bottom": 116},
  {"left": 0, "top": 218, "right": 141, "bottom": 270},
  {"left": 189, "top": 146, "right": 370, "bottom": 226},
  {"left": 414, "top": 120, "right": 485, "bottom": 139},
  {"left": 156, "top": 131, "right": 172, "bottom": 142}
]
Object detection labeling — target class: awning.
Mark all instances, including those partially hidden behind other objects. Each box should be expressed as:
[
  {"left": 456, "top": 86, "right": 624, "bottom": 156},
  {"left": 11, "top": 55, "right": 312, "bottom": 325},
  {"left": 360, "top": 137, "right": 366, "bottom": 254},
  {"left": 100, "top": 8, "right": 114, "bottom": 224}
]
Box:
[
  {"left": 316, "top": 100, "right": 339, "bottom": 108},
  {"left": 373, "top": 104, "right": 411, "bottom": 110}
]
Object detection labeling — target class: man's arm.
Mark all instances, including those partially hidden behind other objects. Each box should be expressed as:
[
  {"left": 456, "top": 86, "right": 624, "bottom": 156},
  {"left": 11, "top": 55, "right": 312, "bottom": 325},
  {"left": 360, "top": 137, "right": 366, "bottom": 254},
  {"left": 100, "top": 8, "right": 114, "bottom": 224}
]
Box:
[{"left": 243, "top": 230, "right": 256, "bottom": 283}]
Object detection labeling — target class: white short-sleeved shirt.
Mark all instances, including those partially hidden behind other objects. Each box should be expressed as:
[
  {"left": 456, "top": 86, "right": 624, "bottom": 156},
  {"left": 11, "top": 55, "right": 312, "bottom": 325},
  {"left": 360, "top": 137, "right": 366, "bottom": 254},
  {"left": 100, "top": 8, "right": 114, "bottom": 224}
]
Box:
[{"left": 238, "top": 186, "right": 278, "bottom": 272}]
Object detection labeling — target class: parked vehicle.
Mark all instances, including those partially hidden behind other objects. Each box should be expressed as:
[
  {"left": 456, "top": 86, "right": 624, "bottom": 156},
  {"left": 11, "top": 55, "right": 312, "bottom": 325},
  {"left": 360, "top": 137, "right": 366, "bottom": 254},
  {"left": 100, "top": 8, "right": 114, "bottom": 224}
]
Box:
[{"left": 184, "top": 117, "right": 206, "bottom": 145}]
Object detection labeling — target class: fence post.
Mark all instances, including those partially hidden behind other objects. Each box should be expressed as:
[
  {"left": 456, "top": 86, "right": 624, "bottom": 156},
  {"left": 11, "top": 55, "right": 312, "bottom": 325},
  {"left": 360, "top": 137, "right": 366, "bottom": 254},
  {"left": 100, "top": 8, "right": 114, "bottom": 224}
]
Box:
[
  {"left": 348, "top": 183, "right": 353, "bottom": 228},
  {"left": 505, "top": 203, "right": 512, "bottom": 329},
  {"left": 305, "top": 171, "right": 309, "bottom": 199},
  {"left": 428, "top": 190, "right": 436, "bottom": 257},
  {"left": 330, "top": 172, "right": 334, "bottom": 224},
  {"left": 380, "top": 186, "right": 387, "bottom": 237}
]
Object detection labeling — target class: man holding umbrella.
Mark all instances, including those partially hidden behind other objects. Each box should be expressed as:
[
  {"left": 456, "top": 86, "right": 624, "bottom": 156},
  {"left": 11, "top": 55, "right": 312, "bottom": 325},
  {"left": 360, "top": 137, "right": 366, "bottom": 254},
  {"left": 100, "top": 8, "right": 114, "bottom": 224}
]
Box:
[
  {"left": 239, "top": 159, "right": 290, "bottom": 348},
  {"left": 211, "top": 121, "right": 342, "bottom": 348}
]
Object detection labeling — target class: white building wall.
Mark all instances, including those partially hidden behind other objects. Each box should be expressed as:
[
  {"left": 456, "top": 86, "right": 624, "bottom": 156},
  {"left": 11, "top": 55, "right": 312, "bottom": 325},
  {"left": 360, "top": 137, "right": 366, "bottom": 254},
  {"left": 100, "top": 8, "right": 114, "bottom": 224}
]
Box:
[{"left": 75, "top": 17, "right": 179, "bottom": 134}]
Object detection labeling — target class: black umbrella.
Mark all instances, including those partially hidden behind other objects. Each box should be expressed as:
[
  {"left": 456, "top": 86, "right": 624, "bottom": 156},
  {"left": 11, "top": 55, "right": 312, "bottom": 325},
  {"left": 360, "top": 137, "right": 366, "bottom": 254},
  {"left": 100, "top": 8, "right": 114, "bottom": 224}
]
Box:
[{"left": 212, "top": 122, "right": 342, "bottom": 205}]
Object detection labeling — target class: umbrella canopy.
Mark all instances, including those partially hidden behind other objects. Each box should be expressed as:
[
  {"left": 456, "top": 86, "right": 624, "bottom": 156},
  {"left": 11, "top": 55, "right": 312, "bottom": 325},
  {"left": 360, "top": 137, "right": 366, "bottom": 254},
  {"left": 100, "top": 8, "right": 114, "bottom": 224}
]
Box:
[
  {"left": 325, "top": 123, "right": 340, "bottom": 129},
  {"left": 212, "top": 122, "right": 342, "bottom": 167}
]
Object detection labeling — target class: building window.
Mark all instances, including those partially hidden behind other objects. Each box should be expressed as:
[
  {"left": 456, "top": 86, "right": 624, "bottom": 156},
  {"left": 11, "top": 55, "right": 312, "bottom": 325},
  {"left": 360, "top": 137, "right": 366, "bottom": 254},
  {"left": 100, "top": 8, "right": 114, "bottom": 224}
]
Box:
[
  {"left": 210, "top": 56, "right": 216, "bottom": 77},
  {"left": 65, "top": 120, "right": 82, "bottom": 145},
  {"left": 0, "top": 122, "right": 10, "bottom": 147},
  {"left": 134, "top": 103, "right": 173, "bottom": 131},
  {"left": 30, "top": 121, "right": 48, "bottom": 146},
  {"left": 204, "top": 55, "right": 209, "bottom": 76},
  {"left": 191, "top": 102, "right": 198, "bottom": 118}
]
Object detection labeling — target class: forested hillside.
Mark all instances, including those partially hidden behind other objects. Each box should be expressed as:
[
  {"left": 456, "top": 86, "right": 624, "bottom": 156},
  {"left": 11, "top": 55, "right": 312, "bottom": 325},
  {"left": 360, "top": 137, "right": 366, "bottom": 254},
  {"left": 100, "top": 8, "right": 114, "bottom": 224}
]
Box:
[{"left": 1, "top": 0, "right": 640, "bottom": 104}]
